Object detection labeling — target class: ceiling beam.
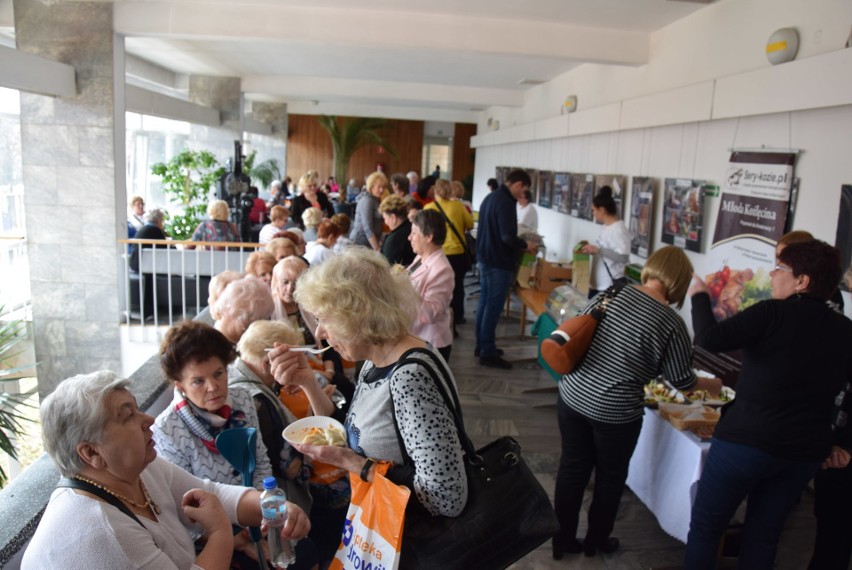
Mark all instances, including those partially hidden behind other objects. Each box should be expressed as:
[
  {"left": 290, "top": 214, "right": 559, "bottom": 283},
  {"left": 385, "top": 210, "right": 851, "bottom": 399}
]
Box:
[
  {"left": 114, "top": 2, "right": 649, "bottom": 66},
  {"left": 243, "top": 75, "right": 523, "bottom": 109}
]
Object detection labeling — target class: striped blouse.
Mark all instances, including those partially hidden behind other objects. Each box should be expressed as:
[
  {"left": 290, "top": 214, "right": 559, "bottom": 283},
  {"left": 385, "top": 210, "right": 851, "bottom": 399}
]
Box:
[{"left": 559, "top": 285, "right": 696, "bottom": 424}]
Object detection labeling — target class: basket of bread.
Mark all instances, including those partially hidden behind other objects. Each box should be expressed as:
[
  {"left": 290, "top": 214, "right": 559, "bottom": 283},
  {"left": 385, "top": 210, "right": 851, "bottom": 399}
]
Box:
[{"left": 658, "top": 402, "right": 720, "bottom": 431}]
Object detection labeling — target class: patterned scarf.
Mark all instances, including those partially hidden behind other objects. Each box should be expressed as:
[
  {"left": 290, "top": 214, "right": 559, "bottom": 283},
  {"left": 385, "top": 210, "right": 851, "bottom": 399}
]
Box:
[{"left": 173, "top": 388, "right": 248, "bottom": 454}]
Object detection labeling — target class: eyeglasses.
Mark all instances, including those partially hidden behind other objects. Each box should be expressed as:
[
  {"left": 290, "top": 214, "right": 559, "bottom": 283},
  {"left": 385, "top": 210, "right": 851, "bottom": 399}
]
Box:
[{"left": 772, "top": 264, "right": 793, "bottom": 273}]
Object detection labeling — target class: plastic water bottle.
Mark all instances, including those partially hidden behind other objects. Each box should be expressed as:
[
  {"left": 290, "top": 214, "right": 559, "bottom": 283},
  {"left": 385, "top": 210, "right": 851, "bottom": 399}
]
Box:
[{"left": 260, "top": 477, "right": 296, "bottom": 568}]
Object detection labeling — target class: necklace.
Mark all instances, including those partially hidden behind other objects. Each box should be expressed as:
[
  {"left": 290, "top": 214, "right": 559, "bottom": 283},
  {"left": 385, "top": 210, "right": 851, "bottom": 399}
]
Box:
[
  {"left": 374, "top": 334, "right": 408, "bottom": 367},
  {"left": 75, "top": 475, "right": 162, "bottom": 514}
]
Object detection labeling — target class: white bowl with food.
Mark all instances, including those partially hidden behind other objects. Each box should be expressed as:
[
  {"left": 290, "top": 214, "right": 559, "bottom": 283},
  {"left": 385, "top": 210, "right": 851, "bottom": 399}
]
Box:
[{"left": 283, "top": 416, "right": 346, "bottom": 447}]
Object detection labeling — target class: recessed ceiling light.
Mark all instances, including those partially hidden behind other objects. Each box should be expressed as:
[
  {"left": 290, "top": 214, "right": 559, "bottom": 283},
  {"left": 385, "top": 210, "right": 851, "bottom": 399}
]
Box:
[{"left": 517, "top": 79, "right": 546, "bottom": 86}]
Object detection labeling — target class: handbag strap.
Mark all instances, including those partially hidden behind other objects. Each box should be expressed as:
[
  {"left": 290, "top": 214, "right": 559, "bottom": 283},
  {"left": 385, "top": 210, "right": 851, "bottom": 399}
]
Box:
[
  {"left": 386, "top": 348, "right": 480, "bottom": 466},
  {"left": 432, "top": 201, "right": 468, "bottom": 254},
  {"left": 58, "top": 477, "right": 147, "bottom": 529},
  {"left": 591, "top": 280, "right": 628, "bottom": 319}
]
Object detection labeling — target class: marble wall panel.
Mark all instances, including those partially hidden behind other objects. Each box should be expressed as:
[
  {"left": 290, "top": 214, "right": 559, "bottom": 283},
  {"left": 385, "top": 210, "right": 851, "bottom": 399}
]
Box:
[
  {"left": 60, "top": 245, "right": 117, "bottom": 284},
  {"left": 58, "top": 166, "right": 116, "bottom": 206},
  {"left": 85, "top": 283, "right": 119, "bottom": 322},
  {"left": 81, "top": 206, "right": 119, "bottom": 246},
  {"left": 77, "top": 127, "right": 115, "bottom": 168},
  {"left": 25, "top": 244, "right": 62, "bottom": 282},
  {"left": 18, "top": 94, "right": 55, "bottom": 125},
  {"left": 21, "top": 165, "right": 58, "bottom": 204},
  {"left": 33, "top": 319, "right": 66, "bottom": 360},
  {"left": 65, "top": 320, "right": 120, "bottom": 356},
  {"left": 30, "top": 282, "right": 86, "bottom": 320},
  {"left": 25, "top": 204, "right": 84, "bottom": 244},
  {"left": 20, "top": 125, "right": 79, "bottom": 167}
]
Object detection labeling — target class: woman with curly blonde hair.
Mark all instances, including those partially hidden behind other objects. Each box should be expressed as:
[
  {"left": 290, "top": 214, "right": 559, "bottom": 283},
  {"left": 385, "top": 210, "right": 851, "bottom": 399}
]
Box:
[{"left": 267, "top": 248, "right": 468, "bottom": 567}]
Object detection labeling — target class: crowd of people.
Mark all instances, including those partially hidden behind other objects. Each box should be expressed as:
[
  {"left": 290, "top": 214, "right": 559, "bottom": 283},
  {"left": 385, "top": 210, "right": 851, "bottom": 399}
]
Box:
[{"left": 28, "top": 166, "right": 852, "bottom": 569}]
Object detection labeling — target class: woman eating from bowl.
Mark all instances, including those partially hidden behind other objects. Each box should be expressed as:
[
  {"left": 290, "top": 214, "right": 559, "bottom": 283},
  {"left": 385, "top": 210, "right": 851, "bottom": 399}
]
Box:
[
  {"left": 267, "top": 248, "right": 468, "bottom": 566},
  {"left": 684, "top": 239, "right": 852, "bottom": 569},
  {"left": 552, "top": 246, "right": 721, "bottom": 559},
  {"left": 407, "top": 209, "right": 454, "bottom": 360},
  {"left": 23, "top": 370, "right": 308, "bottom": 570}
]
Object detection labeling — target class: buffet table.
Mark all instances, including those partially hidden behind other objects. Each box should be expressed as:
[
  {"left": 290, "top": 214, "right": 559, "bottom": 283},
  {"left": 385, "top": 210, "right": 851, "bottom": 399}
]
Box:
[{"left": 626, "top": 409, "right": 711, "bottom": 543}]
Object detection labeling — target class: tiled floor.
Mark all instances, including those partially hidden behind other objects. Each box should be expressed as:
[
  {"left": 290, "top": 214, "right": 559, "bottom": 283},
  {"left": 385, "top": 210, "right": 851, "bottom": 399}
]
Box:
[{"left": 449, "top": 289, "right": 821, "bottom": 570}]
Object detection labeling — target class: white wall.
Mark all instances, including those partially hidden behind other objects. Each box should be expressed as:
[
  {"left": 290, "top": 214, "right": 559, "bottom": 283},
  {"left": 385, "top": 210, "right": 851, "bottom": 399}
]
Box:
[{"left": 472, "top": 0, "right": 852, "bottom": 322}]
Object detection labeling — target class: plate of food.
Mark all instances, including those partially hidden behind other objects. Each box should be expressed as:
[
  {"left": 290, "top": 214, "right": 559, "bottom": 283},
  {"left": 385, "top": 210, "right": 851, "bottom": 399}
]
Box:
[
  {"left": 686, "top": 385, "right": 736, "bottom": 407},
  {"left": 644, "top": 379, "right": 687, "bottom": 407},
  {"left": 283, "top": 416, "right": 346, "bottom": 447}
]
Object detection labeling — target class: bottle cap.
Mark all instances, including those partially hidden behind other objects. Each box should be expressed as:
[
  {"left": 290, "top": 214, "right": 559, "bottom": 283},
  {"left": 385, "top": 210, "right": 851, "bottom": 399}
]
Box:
[{"left": 262, "top": 476, "right": 277, "bottom": 490}]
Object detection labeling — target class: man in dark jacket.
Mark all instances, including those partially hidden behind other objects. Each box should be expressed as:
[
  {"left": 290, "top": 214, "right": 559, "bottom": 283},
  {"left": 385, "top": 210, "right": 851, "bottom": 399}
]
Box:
[{"left": 474, "top": 169, "right": 535, "bottom": 369}]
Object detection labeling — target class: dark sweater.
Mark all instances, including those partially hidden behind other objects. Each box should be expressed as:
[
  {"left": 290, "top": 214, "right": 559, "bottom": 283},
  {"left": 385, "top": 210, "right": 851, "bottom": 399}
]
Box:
[
  {"left": 692, "top": 292, "right": 852, "bottom": 461},
  {"left": 290, "top": 193, "right": 335, "bottom": 229},
  {"left": 381, "top": 220, "right": 415, "bottom": 266},
  {"left": 476, "top": 184, "right": 527, "bottom": 270}
]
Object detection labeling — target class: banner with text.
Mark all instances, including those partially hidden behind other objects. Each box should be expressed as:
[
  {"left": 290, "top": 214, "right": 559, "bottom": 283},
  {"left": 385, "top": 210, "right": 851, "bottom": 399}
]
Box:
[
  {"left": 704, "top": 151, "right": 795, "bottom": 320},
  {"left": 695, "top": 151, "right": 796, "bottom": 386}
]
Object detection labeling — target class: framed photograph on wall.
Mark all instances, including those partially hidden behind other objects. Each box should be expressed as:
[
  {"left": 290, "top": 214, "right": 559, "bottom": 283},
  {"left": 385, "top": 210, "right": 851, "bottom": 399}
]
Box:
[
  {"left": 538, "top": 170, "right": 553, "bottom": 208},
  {"left": 661, "top": 178, "right": 706, "bottom": 252},
  {"left": 554, "top": 172, "right": 570, "bottom": 214},
  {"left": 629, "top": 177, "right": 657, "bottom": 257},
  {"left": 526, "top": 169, "right": 539, "bottom": 204},
  {"left": 495, "top": 166, "right": 510, "bottom": 188},
  {"left": 570, "top": 173, "right": 594, "bottom": 220},
  {"left": 834, "top": 184, "right": 852, "bottom": 290}
]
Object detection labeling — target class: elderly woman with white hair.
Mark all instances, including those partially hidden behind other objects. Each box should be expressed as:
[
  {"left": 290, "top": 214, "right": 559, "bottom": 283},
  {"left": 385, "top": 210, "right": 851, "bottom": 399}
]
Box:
[
  {"left": 190, "top": 199, "right": 240, "bottom": 248},
  {"left": 23, "top": 370, "right": 309, "bottom": 570},
  {"left": 129, "top": 208, "right": 170, "bottom": 273},
  {"left": 213, "top": 276, "right": 275, "bottom": 344},
  {"left": 268, "top": 248, "right": 467, "bottom": 567},
  {"left": 301, "top": 207, "right": 323, "bottom": 243}
]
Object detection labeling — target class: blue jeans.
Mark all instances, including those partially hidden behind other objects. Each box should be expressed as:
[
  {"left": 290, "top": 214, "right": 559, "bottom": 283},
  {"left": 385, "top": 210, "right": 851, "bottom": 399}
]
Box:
[
  {"left": 684, "top": 438, "right": 819, "bottom": 570},
  {"left": 474, "top": 263, "right": 513, "bottom": 358}
]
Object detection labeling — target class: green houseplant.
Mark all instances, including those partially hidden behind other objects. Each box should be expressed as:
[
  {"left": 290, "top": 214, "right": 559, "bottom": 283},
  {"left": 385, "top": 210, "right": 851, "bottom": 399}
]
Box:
[
  {"left": 243, "top": 150, "right": 281, "bottom": 190},
  {"left": 151, "top": 150, "right": 226, "bottom": 241},
  {"left": 0, "top": 307, "right": 36, "bottom": 488},
  {"left": 316, "top": 116, "right": 399, "bottom": 183}
]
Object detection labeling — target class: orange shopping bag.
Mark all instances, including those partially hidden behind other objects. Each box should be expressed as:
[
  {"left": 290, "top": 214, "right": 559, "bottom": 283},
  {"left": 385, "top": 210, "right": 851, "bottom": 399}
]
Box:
[{"left": 330, "top": 463, "right": 410, "bottom": 570}]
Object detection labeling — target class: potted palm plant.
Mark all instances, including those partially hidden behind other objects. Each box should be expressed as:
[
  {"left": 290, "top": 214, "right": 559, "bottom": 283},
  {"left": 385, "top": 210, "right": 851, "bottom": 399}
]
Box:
[
  {"left": 0, "top": 307, "right": 36, "bottom": 488},
  {"left": 316, "top": 116, "right": 399, "bottom": 183}
]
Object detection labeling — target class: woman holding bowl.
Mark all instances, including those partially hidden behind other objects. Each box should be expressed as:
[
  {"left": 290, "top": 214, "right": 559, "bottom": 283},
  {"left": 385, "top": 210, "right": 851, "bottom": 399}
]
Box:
[
  {"left": 267, "top": 248, "right": 468, "bottom": 565},
  {"left": 23, "top": 370, "right": 308, "bottom": 570},
  {"left": 684, "top": 239, "right": 852, "bottom": 569}
]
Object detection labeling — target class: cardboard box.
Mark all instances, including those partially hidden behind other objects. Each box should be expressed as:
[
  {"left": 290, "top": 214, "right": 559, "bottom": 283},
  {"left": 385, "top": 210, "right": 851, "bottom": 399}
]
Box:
[
  {"left": 535, "top": 260, "right": 573, "bottom": 292},
  {"left": 516, "top": 252, "right": 537, "bottom": 288}
]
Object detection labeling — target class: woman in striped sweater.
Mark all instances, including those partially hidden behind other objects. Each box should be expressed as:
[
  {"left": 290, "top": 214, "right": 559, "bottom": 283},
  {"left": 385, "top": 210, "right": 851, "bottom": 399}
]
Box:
[{"left": 552, "top": 246, "right": 721, "bottom": 559}]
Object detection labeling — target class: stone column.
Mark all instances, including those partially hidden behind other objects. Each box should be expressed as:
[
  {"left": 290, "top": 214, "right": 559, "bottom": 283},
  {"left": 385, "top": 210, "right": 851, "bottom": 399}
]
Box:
[
  {"left": 14, "top": 0, "right": 122, "bottom": 396},
  {"left": 188, "top": 75, "right": 242, "bottom": 162},
  {"left": 251, "top": 102, "right": 289, "bottom": 174}
]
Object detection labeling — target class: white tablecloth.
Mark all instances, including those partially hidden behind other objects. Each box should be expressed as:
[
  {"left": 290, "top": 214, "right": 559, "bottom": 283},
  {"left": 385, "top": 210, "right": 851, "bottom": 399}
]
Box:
[{"left": 626, "top": 409, "right": 711, "bottom": 543}]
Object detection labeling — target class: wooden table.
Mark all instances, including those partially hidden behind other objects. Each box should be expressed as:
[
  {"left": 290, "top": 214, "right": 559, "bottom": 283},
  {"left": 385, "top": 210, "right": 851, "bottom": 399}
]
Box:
[{"left": 515, "top": 287, "right": 550, "bottom": 337}]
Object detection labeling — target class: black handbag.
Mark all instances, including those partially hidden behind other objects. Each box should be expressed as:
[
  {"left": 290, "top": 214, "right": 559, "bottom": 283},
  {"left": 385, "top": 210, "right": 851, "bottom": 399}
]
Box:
[{"left": 390, "top": 351, "right": 560, "bottom": 569}]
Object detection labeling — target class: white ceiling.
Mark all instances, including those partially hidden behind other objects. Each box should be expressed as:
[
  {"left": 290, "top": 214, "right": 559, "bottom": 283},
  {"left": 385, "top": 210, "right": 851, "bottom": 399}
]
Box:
[{"left": 83, "top": 0, "right": 723, "bottom": 121}]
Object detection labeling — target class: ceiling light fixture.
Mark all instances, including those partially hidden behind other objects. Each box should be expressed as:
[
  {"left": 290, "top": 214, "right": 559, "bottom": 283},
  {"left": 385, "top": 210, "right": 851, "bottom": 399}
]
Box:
[{"left": 517, "top": 79, "right": 546, "bottom": 86}]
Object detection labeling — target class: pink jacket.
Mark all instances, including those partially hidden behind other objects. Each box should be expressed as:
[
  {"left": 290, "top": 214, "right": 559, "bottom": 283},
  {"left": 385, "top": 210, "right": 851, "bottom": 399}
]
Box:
[{"left": 408, "top": 250, "right": 454, "bottom": 349}]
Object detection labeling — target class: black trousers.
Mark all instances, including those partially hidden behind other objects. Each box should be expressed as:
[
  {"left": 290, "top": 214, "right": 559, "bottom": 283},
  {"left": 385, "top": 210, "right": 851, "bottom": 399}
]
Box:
[
  {"left": 809, "top": 463, "right": 852, "bottom": 570},
  {"left": 446, "top": 253, "right": 468, "bottom": 324},
  {"left": 553, "top": 399, "right": 642, "bottom": 547}
]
